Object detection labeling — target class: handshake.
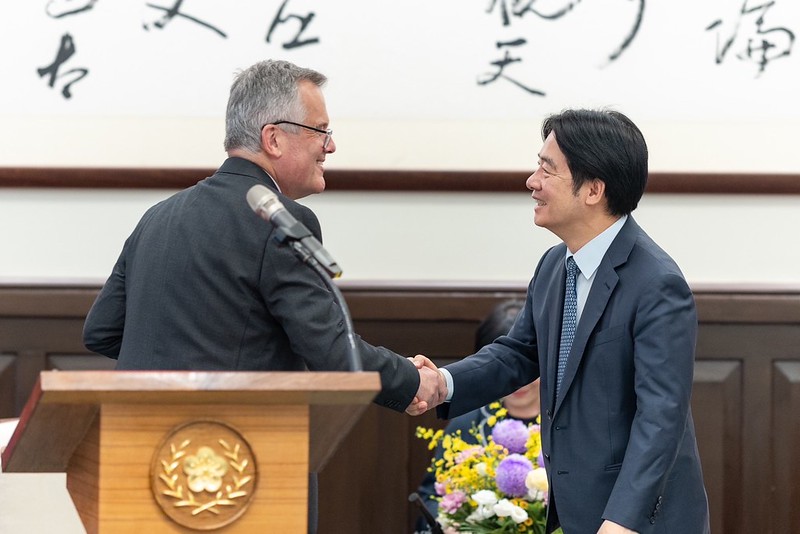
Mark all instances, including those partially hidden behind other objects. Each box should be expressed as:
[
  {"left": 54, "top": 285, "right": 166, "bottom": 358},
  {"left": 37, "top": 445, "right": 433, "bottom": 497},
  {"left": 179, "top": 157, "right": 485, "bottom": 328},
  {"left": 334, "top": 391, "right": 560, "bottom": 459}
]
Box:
[{"left": 405, "top": 355, "right": 448, "bottom": 416}]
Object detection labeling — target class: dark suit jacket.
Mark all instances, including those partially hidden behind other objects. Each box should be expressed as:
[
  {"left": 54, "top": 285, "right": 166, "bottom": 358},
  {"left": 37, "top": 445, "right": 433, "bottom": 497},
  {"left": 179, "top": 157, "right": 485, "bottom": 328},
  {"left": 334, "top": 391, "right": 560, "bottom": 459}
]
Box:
[
  {"left": 439, "top": 217, "right": 709, "bottom": 534},
  {"left": 83, "top": 157, "right": 419, "bottom": 412}
]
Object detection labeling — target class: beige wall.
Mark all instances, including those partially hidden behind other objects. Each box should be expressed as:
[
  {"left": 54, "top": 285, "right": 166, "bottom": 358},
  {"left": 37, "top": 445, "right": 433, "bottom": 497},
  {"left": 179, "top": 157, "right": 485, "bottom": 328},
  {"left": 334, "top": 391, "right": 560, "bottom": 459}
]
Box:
[{"left": 3, "top": 184, "right": 800, "bottom": 285}]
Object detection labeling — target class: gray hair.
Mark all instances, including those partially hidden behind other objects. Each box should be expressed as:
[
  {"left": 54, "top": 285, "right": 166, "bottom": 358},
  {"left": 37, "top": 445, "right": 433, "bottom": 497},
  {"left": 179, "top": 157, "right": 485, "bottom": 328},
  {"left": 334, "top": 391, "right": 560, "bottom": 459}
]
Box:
[{"left": 223, "top": 60, "right": 327, "bottom": 152}]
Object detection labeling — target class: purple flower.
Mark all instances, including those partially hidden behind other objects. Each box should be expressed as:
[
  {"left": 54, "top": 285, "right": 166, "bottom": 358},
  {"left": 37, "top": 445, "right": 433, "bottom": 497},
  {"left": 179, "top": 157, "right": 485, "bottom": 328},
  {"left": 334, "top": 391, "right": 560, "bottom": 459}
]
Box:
[
  {"left": 435, "top": 481, "right": 446, "bottom": 496},
  {"left": 495, "top": 454, "right": 533, "bottom": 497},
  {"left": 492, "top": 419, "right": 529, "bottom": 454},
  {"left": 440, "top": 490, "right": 467, "bottom": 514}
]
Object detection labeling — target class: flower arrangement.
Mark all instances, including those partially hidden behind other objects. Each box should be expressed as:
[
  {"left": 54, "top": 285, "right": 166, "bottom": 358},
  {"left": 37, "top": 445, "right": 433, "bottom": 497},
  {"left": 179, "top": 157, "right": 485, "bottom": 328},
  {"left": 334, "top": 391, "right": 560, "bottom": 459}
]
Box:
[{"left": 416, "top": 402, "right": 550, "bottom": 534}]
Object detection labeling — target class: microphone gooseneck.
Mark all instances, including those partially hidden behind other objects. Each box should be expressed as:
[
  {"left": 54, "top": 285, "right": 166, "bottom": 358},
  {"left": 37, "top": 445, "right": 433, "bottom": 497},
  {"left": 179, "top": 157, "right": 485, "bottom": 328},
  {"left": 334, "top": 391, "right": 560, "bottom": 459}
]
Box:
[{"left": 247, "top": 184, "right": 362, "bottom": 372}]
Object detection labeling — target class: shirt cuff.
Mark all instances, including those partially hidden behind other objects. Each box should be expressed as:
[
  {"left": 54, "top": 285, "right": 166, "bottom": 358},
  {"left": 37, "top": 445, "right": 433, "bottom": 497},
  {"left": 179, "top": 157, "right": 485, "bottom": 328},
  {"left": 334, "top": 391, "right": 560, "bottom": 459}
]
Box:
[{"left": 439, "top": 368, "right": 454, "bottom": 402}]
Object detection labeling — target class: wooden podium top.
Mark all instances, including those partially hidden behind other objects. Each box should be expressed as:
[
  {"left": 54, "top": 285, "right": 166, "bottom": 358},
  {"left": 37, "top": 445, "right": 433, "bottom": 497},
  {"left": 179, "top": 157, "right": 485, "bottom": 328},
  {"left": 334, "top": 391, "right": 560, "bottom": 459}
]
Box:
[
  {"left": 30, "top": 370, "right": 381, "bottom": 405},
  {"left": 2, "top": 370, "right": 381, "bottom": 473}
]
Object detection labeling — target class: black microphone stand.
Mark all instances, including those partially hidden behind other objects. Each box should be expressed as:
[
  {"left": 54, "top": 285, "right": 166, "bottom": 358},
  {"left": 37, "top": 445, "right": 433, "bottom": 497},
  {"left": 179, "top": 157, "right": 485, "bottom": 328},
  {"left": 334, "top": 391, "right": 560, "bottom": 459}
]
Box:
[
  {"left": 276, "top": 229, "right": 363, "bottom": 372},
  {"left": 408, "top": 492, "right": 444, "bottom": 534}
]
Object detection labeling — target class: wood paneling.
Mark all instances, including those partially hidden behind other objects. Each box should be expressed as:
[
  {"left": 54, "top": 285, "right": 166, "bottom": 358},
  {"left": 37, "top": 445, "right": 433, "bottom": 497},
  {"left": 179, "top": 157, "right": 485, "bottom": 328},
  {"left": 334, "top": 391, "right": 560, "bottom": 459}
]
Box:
[
  {"left": 0, "top": 355, "right": 16, "bottom": 419},
  {"left": 2, "top": 167, "right": 800, "bottom": 194},
  {"left": 2, "top": 282, "right": 800, "bottom": 533},
  {"left": 773, "top": 362, "right": 800, "bottom": 534},
  {"left": 692, "top": 360, "right": 743, "bottom": 534}
]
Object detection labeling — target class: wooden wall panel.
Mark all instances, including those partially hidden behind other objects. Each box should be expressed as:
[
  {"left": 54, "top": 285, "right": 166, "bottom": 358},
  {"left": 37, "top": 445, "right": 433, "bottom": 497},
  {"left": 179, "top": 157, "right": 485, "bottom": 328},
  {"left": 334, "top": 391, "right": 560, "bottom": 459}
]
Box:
[
  {"left": 0, "top": 355, "right": 16, "bottom": 419},
  {"left": 692, "top": 360, "right": 743, "bottom": 534},
  {"left": 773, "top": 362, "right": 800, "bottom": 534},
  {"left": 1, "top": 283, "right": 800, "bottom": 533},
  {"left": 48, "top": 355, "right": 116, "bottom": 372}
]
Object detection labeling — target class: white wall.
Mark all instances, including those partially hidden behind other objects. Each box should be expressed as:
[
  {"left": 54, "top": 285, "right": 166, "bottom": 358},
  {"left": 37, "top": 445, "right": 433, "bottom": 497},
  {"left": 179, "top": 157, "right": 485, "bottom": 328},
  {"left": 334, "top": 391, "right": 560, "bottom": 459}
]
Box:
[
  {"left": 3, "top": 186, "right": 799, "bottom": 286},
  {"left": 2, "top": 1, "right": 799, "bottom": 285}
]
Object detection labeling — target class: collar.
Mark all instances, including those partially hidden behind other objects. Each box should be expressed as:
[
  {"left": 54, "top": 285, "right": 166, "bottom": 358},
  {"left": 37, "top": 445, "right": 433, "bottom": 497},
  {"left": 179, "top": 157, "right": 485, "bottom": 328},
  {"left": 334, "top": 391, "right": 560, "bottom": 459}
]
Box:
[
  {"left": 567, "top": 215, "right": 628, "bottom": 278},
  {"left": 218, "top": 156, "right": 281, "bottom": 192}
]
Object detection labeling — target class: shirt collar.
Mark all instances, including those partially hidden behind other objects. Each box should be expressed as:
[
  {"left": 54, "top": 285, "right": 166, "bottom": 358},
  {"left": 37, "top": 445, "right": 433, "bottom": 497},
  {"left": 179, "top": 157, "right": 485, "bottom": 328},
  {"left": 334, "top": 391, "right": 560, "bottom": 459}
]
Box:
[
  {"left": 264, "top": 172, "right": 281, "bottom": 193},
  {"left": 567, "top": 215, "right": 627, "bottom": 278}
]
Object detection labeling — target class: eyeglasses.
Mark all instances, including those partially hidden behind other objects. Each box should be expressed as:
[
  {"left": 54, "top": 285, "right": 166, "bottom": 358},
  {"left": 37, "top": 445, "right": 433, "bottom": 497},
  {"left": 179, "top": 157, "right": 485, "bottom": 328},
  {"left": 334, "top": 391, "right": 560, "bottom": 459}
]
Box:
[{"left": 266, "top": 120, "right": 333, "bottom": 150}]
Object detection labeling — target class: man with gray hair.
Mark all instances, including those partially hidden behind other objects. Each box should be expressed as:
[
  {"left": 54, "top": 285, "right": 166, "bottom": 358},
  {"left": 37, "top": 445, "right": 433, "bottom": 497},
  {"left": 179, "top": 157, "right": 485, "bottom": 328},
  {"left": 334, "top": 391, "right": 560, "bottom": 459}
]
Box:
[
  {"left": 84, "top": 60, "right": 442, "bottom": 530},
  {"left": 85, "top": 58, "right": 439, "bottom": 406}
]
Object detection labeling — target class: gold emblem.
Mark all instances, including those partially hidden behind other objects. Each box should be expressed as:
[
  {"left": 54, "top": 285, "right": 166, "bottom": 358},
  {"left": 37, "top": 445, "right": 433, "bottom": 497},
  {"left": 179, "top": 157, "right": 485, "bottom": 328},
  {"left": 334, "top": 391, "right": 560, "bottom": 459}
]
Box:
[{"left": 151, "top": 421, "right": 258, "bottom": 530}]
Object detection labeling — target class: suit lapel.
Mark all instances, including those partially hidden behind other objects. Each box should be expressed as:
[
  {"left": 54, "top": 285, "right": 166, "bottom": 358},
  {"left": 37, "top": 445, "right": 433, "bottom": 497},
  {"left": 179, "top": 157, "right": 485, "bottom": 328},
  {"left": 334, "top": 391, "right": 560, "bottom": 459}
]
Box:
[
  {"left": 544, "top": 253, "right": 567, "bottom": 416},
  {"left": 553, "top": 217, "right": 639, "bottom": 414}
]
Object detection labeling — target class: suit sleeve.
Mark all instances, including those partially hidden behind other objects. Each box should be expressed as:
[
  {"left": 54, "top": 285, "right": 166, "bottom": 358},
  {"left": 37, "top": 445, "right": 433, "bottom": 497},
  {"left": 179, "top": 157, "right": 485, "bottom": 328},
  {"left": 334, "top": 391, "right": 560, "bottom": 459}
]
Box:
[
  {"left": 259, "top": 205, "right": 418, "bottom": 412},
  {"left": 83, "top": 246, "right": 128, "bottom": 358},
  {"left": 603, "top": 272, "right": 698, "bottom": 531},
  {"left": 438, "top": 286, "right": 540, "bottom": 419}
]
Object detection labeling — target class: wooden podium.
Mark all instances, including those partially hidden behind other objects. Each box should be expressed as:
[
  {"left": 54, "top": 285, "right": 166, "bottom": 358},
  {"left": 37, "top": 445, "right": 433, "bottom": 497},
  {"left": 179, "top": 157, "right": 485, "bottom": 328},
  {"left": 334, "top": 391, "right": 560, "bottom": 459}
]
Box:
[{"left": 0, "top": 370, "right": 380, "bottom": 533}]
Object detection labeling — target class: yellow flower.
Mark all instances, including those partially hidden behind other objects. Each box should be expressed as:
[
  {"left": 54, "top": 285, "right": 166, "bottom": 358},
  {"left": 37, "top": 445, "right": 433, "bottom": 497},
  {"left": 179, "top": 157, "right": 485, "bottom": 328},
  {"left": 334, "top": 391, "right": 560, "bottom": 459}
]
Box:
[{"left": 418, "top": 407, "right": 548, "bottom": 532}]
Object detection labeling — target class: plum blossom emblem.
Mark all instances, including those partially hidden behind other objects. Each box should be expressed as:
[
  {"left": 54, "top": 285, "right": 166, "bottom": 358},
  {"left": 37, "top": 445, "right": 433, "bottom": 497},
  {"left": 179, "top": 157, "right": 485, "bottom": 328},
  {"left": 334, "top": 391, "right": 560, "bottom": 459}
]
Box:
[
  {"left": 151, "top": 421, "right": 257, "bottom": 530},
  {"left": 184, "top": 446, "right": 229, "bottom": 493}
]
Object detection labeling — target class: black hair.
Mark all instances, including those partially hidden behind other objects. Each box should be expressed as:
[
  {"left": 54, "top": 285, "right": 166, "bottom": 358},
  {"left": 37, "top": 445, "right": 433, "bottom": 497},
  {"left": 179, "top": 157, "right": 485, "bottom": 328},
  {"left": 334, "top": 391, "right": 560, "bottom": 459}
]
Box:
[
  {"left": 475, "top": 299, "right": 525, "bottom": 350},
  {"left": 541, "top": 109, "right": 648, "bottom": 216}
]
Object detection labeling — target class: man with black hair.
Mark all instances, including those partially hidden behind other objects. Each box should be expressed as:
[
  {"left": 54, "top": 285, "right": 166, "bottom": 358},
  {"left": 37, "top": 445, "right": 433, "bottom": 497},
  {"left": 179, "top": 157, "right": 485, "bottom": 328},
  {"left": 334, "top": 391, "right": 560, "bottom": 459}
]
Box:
[{"left": 413, "top": 109, "right": 710, "bottom": 534}]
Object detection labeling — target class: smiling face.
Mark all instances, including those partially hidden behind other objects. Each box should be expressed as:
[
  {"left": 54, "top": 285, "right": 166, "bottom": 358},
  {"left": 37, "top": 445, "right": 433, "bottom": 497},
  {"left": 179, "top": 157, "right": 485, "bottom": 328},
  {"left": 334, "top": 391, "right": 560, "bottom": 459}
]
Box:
[
  {"left": 271, "top": 80, "right": 336, "bottom": 200},
  {"left": 525, "top": 132, "right": 589, "bottom": 242}
]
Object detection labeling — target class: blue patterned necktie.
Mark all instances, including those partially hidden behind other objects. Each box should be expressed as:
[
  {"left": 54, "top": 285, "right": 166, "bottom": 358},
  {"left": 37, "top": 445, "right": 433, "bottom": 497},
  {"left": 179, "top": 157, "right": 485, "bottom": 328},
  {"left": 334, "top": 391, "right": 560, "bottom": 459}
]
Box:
[{"left": 556, "top": 256, "right": 579, "bottom": 394}]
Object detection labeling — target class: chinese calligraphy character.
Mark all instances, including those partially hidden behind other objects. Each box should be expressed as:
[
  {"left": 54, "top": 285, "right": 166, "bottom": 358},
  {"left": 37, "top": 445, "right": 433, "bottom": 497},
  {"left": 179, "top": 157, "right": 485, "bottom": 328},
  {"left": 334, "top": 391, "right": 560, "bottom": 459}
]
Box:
[
  {"left": 485, "top": 0, "right": 644, "bottom": 63},
  {"left": 46, "top": 0, "right": 98, "bottom": 18},
  {"left": 477, "top": 39, "right": 545, "bottom": 96},
  {"left": 144, "top": 0, "right": 227, "bottom": 38},
  {"left": 487, "top": 0, "right": 582, "bottom": 26},
  {"left": 266, "top": 0, "right": 320, "bottom": 49},
  {"left": 37, "top": 33, "right": 89, "bottom": 99},
  {"left": 706, "top": 0, "right": 794, "bottom": 76}
]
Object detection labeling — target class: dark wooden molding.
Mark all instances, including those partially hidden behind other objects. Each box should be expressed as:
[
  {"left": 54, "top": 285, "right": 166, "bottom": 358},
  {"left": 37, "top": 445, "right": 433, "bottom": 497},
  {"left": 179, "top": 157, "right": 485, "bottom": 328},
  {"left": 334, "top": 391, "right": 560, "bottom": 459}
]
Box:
[
  {"left": 2, "top": 281, "right": 799, "bottom": 323},
  {"left": 0, "top": 167, "right": 211, "bottom": 189},
  {"left": 2, "top": 167, "right": 799, "bottom": 194}
]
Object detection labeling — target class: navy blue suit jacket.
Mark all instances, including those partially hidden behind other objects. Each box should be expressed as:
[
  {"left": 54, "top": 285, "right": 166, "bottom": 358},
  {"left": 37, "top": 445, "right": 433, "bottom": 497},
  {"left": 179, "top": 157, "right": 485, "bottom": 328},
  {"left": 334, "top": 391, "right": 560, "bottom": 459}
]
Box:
[{"left": 439, "top": 217, "right": 709, "bottom": 533}]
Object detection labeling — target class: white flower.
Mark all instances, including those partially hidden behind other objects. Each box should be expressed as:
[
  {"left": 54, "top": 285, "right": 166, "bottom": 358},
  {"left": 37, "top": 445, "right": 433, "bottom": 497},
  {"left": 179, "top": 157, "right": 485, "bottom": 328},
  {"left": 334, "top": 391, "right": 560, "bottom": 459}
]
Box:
[
  {"left": 471, "top": 489, "right": 498, "bottom": 506},
  {"left": 510, "top": 504, "right": 529, "bottom": 524},
  {"left": 466, "top": 505, "right": 496, "bottom": 522},
  {"left": 494, "top": 498, "right": 515, "bottom": 516},
  {"left": 494, "top": 499, "right": 529, "bottom": 524},
  {"left": 526, "top": 467, "right": 549, "bottom": 493},
  {"left": 474, "top": 461, "right": 488, "bottom": 476},
  {"left": 436, "top": 514, "right": 452, "bottom": 528}
]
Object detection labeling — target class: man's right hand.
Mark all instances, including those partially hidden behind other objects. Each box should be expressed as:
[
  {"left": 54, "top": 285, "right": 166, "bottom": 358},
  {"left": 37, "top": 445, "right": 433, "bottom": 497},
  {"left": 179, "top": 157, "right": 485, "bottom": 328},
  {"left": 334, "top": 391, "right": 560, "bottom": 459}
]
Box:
[{"left": 405, "top": 355, "right": 447, "bottom": 416}]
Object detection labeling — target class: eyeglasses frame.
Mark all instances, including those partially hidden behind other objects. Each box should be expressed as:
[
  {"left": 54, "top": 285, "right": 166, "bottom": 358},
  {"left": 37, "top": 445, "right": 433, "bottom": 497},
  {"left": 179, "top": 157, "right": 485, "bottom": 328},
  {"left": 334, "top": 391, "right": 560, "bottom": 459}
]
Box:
[{"left": 264, "top": 120, "right": 333, "bottom": 150}]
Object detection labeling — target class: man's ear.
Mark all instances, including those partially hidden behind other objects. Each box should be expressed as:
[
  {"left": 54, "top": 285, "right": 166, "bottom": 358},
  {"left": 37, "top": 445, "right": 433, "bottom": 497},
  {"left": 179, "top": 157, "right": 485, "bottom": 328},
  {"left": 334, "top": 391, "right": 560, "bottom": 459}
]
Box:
[
  {"left": 261, "top": 125, "right": 282, "bottom": 157},
  {"left": 585, "top": 178, "right": 606, "bottom": 206}
]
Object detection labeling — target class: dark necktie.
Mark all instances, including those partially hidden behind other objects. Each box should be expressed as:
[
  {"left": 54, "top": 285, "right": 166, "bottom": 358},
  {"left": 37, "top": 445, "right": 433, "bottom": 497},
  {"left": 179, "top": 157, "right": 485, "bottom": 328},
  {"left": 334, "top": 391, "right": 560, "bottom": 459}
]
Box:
[{"left": 556, "top": 256, "right": 579, "bottom": 394}]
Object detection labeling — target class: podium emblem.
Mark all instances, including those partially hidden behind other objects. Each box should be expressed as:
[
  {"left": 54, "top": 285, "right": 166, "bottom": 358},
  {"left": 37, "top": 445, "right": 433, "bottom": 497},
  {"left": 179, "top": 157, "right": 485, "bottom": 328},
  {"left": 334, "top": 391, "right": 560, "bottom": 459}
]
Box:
[{"left": 151, "top": 420, "right": 258, "bottom": 530}]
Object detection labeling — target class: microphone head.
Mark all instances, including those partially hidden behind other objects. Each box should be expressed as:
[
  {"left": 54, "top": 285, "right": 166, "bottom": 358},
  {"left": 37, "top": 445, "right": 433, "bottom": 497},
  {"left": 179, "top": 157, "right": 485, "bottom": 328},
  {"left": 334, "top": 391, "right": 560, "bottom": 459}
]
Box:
[{"left": 246, "top": 184, "right": 276, "bottom": 214}]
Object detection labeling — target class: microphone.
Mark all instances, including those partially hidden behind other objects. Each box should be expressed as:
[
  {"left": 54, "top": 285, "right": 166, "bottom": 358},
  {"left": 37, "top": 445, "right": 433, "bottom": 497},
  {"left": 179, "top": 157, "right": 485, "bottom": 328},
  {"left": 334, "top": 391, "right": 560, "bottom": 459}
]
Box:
[
  {"left": 247, "top": 183, "right": 362, "bottom": 371},
  {"left": 246, "top": 184, "right": 342, "bottom": 278}
]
